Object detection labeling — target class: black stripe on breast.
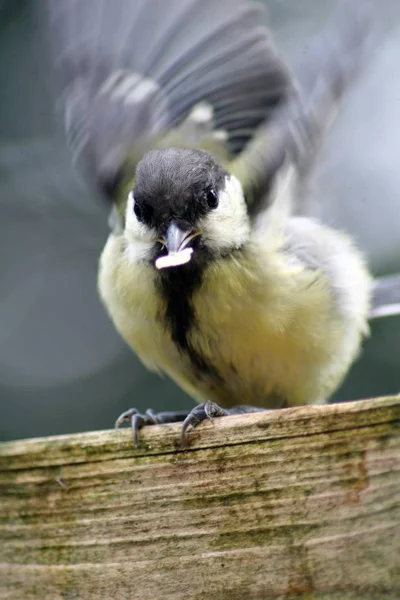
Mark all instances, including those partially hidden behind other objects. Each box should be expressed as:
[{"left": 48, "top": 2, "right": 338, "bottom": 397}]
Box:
[{"left": 156, "top": 252, "right": 222, "bottom": 380}]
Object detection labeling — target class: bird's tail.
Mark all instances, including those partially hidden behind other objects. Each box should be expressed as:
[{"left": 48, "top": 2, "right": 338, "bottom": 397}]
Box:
[{"left": 369, "top": 274, "right": 400, "bottom": 320}]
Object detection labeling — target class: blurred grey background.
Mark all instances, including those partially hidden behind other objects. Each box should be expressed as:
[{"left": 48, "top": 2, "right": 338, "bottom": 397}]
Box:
[{"left": 1, "top": 0, "right": 399, "bottom": 441}]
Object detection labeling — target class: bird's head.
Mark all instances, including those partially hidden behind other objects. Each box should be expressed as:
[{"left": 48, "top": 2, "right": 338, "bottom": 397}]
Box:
[{"left": 124, "top": 148, "right": 250, "bottom": 270}]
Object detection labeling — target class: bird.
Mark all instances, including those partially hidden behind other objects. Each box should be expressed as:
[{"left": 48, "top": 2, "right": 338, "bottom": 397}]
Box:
[{"left": 45, "top": 0, "right": 399, "bottom": 446}]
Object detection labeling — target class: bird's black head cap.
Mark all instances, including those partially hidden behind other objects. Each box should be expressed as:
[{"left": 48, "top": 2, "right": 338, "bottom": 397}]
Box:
[{"left": 133, "top": 148, "right": 227, "bottom": 234}]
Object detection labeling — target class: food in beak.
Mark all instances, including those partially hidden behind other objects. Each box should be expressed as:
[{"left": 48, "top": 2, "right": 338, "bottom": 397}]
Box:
[
  {"left": 155, "top": 222, "right": 198, "bottom": 269},
  {"left": 155, "top": 247, "right": 193, "bottom": 269}
]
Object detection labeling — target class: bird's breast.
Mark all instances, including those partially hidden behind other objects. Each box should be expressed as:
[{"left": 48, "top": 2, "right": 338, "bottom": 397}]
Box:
[{"left": 99, "top": 236, "right": 348, "bottom": 408}]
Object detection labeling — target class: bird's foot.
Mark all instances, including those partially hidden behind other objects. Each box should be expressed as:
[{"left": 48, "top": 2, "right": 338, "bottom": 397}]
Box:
[
  {"left": 115, "top": 408, "right": 188, "bottom": 447},
  {"left": 180, "top": 402, "right": 265, "bottom": 446},
  {"left": 115, "top": 403, "right": 265, "bottom": 447},
  {"left": 180, "top": 401, "right": 228, "bottom": 446}
]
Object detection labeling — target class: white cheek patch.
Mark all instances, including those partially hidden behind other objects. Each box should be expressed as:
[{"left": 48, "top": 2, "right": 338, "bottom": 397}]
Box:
[
  {"left": 155, "top": 248, "right": 193, "bottom": 269},
  {"left": 124, "top": 191, "right": 158, "bottom": 263},
  {"left": 201, "top": 175, "right": 250, "bottom": 251}
]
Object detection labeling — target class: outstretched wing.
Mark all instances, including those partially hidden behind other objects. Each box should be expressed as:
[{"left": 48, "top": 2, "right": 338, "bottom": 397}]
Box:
[
  {"left": 44, "top": 0, "right": 290, "bottom": 203},
  {"left": 231, "top": 1, "right": 381, "bottom": 219}
]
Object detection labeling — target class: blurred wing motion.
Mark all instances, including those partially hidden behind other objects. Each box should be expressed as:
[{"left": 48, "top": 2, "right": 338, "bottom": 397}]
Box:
[
  {"left": 232, "top": 1, "right": 383, "bottom": 217},
  {"left": 370, "top": 274, "right": 400, "bottom": 319},
  {"left": 45, "top": 0, "right": 400, "bottom": 322},
  {"left": 45, "top": 0, "right": 289, "bottom": 203}
]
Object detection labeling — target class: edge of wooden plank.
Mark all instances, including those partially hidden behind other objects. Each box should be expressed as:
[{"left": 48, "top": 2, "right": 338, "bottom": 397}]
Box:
[{"left": 1, "top": 395, "right": 399, "bottom": 469}]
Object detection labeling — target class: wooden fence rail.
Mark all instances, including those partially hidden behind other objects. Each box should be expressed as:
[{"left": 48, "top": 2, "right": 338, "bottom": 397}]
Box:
[{"left": 1, "top": 396, "right": 399, "bottom": 599}]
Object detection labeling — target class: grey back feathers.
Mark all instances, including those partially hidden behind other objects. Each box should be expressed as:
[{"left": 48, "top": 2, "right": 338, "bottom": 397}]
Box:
[{"left": 44, "top": 0, "right": 289, "bottom": 199}]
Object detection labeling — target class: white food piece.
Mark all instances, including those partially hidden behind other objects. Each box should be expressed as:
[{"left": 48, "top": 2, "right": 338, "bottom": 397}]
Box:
[{"left": 155, "top": 247, "right": 193, "bottom": 269}]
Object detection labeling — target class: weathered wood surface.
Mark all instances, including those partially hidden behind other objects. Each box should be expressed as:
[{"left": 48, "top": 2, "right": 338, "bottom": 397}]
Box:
[{"left": 0, "top": 396, "right": 399, "bottom": 600}]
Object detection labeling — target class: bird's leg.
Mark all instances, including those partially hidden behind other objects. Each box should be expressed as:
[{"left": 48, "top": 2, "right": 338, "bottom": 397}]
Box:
[{"left": 115, "top": 403, "right": 267, "bottom": 447}]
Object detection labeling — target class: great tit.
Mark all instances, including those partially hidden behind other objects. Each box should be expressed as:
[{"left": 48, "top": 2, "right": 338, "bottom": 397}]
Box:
[{"left": 46, "top": 0, "right": 398, "bottom": 446}]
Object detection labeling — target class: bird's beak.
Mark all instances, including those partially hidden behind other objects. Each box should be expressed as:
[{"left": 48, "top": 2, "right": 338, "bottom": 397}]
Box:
[{"left": 155, "top": 222, "right": 200, "bottom": 270}]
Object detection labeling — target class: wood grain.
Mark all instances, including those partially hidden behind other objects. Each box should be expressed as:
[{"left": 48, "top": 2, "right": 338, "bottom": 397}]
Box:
[{"left": 1, "top": 396, "right": 399, "bottom": 599}]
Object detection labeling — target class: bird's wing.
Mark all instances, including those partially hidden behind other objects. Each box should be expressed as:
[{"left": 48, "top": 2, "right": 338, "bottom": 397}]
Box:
[
  {"left": 44, "top": 0, "right": 290, "bottom": 205},
  {"left": 231, "top": 1, "right": 380, "bottom": 220}
]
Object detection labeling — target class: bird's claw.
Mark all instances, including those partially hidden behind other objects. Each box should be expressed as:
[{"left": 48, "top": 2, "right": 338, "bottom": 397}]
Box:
[
  {"left": 115, "top": 407, "right": 160, "bottom": 447},
  {"left": 180, "top": 401, "right": 228, "bottom": 446}
]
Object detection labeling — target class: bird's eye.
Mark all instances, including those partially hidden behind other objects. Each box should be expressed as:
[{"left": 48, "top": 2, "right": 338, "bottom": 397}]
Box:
[
  {"left": 129, "top": 191, "right": 145, "bottom": 223},
  {"left": 130, "top": 191, "right": 152, "bottom": 224},
  {"left": 206, "top": 188, "right": 218, "bottom": 209},
  {"left": 133, "top": 202, "right": 144, "bottom": 222}
]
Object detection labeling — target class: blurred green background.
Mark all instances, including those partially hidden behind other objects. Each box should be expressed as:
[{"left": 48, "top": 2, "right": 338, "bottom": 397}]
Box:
[{"left": 0, "top": 0, "right": 399, "bottom": 441}]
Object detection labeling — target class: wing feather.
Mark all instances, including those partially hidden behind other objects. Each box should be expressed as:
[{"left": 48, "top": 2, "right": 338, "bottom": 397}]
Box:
[
  {"left": 232, "top": 1, "right": 383, "bottom": 218},
  {"left": 44, "top": 0, "right": 289, "bottom": 200}
]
